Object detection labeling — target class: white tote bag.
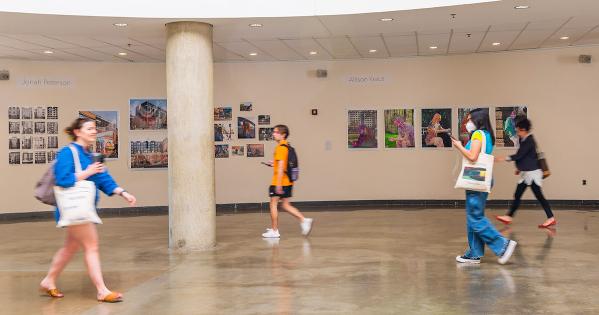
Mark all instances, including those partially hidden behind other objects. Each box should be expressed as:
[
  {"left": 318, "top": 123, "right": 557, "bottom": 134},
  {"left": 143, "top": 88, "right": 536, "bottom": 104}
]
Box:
[
  {"left": 54, "top": 145, "right": 102, "bottom": 228},
  {"left": 454, "top": 131, "right": 494, "bottom": 193}
]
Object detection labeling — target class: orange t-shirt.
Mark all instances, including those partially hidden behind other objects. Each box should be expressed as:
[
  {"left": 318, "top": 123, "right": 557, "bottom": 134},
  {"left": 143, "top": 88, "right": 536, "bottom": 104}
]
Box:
[{"left": 271, "top": 140, "right": 292, "bottom": 186}]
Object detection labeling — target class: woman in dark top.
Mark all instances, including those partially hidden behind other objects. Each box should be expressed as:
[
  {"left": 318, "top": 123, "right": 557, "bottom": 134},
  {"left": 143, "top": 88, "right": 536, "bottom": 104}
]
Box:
[{"left": 495, "top": 118, "right": 556, "bottom": 228}]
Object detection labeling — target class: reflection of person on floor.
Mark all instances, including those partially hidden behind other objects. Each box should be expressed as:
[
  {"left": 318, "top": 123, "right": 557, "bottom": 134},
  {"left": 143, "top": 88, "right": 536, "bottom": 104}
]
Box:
[
  {"left": 495, "top": 118, "right": 556, "bottom": 228},
  {"left": 389, "top": 116, "right": 414, "bottom": 147},
  {"left": 261, "top": 124, "right": 313, "bottom": 238},
  {"left": 451, "top": 109, "right": 517, "bottom": 265},
  {"left": 425, "top": 113, "right": 450, "bottom": 147},
  {"left": 40, "top": 118, "right": 137, "bottom": 303}
]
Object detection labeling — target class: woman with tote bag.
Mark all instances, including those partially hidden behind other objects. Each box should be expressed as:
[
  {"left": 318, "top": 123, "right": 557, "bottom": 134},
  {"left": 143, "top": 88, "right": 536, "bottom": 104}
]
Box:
[
  {"left": 451, "top": 109, "right": 517, "bottom": 265},
  {"left": 39, "top": 118, "right": 136, "bottom": 302}
]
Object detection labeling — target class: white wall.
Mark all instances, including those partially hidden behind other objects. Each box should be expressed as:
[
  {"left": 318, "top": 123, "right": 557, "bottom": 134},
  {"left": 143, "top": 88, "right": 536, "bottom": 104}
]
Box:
[{"left": 1, "top": 45, "right": 598, "bottom": 214}]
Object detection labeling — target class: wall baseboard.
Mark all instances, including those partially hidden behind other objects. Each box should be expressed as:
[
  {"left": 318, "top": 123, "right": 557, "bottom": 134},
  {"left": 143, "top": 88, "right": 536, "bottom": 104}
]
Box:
[{"left": 2, "top": 200, "right": 598, "bottom": 223}]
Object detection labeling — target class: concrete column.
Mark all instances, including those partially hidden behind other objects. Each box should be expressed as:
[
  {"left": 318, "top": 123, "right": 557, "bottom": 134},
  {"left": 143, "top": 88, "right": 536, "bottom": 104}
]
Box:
[{"left": 166, "top": 22, "right": 215, "bottom": 251}]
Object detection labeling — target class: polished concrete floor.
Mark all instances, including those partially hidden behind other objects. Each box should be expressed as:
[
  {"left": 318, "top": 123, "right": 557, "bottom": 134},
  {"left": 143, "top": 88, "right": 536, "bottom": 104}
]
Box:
[{"left": 1, "top": 208, "right": 599, "bottom": 315}]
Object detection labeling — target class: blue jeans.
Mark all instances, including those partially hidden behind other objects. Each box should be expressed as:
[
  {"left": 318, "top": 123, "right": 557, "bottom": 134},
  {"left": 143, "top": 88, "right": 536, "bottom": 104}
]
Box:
[{"left": 464, "top": 190, "right": 508, "bottom": 258}]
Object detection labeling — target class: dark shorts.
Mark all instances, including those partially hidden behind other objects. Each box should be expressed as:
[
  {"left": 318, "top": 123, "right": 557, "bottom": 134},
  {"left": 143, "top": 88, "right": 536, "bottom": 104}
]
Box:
[{"left": 269, "top": 185, "right": 293, "bottom": 198}]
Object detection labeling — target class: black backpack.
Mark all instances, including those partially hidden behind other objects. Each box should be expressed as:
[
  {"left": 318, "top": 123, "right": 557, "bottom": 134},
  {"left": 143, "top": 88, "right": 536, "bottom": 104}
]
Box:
[{"left": 281, "top": 144, "right": 299, "bottom": 182}]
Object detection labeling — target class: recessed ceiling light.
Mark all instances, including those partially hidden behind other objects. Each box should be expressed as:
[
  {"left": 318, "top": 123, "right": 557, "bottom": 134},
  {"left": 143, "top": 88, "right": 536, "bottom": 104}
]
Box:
[
  {"left": 309, "top": 51, "right": 318, "bottom": 55},
  {"left": 369, "top": 49, "right": 377, "bottom": 53},
  {"left": 113, "top": 23, "right": 128, "bottom": 27},
  {"left": 249, "top": 52, "right": 258, "bottom": 56},
  {"left": 492, "top": 42, "right": 501, "bottom": 46},
  {"left": 429, "top": 46, "right": 438, "bottom": 50},
  {"left": 43, "top": 50, "right": 54, "bottom": 54},
  {"left": 118, "top": 52, "right": 128, "bottom": 56},
  {"left": 560, "top": 36, "right": 569, "bottom": 40},
  {"left": 514, "top": 5, "right": 529, "bottom": 9},
  {"left": 249, "top": 23, "right": 263, "bottom": 28},
  {"left": 379, "top": 18, "right": 394, "bottom": 22}
]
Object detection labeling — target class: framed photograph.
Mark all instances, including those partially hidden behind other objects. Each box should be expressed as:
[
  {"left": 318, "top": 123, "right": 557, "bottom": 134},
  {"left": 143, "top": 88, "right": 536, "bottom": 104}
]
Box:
[
  {"left": 214, "top": 123, "right": 235, "bottom": 141},
  {"left": 22, "top": 107, "right": 32, "bottom": 119},
  {"left": 22, "top": 136, "right": 32, "bottom": 149},
  {"left": 237, "top": 117, "right": 256, "bottom": 139},
  {"left": 215, "top": 144, "right": 229, "bottom": 158},
  {"left": 48, "top": 136, "right": 59, "bottom": 149},
  {"left": 35, "top": 151, "right": 46, "bottom": 164},
  {"left": 214, "top": 106, "right": 232, "bottom": 121},
  {"left": 259, "top": 127, "right": 274, "bottom": 141},
  {"left": 47, "top": 122, "right": 59, "bottom": 134},
  {"left": 8, "top": 107, "right": 20, "bottom": 119},
  {"left": 34, "top": 106, "right": 46, "bottom": 119},
  {"left": 421, "top": 108, "right": 452, "bottom": 148},
  {"left": 457, "top": 108, "right": 489, "bottom": 146},
  {"left": 384, "top": 109, "right": 415, "bottom": 148},
  {"left": 47, "top": 151, "right": 57, "bottom": 163},
  {"left": 22, "top": 121, "right": 33, "bottom": 134},
  {"left": 247, "top": 144, "right": 264, "bottom": 157},
  {"left": 240, "top": 102, "right": 253, "bottom": 111},
  {"left": 80, "top": 111, "right": 119, "bottom": 158},
  {"left": 129, "top": 98, "right": 167, "bottom": 130},
  {"left": 22, "top": 152, "right": 34, "bottom": 164},
  {"left": 34, "top": 122, "right": 46, "bottom": 134},
  {"left": 9, "top": 121, "right": 20, "bottom": 134},
  {"left": 495, "top": 106, "right": 528, "bottom": 148},
  {"left": 9, "top": 137, "right": 20, "bottom": 150},
  {"left": 348, "top": 110, "right": 377, "bottom": 149},
  {"left": 34, "top": 136, "right": 46, "bottom": 149},
  {"left": 231, "top": 145, "right": 245, "bottom": 156},
  {"left": 130, "top": 135, "right": 168, "bottom": 169},
  {"left": 47, "top": 107, "right": 58, "bottom": 119},
  {"left": 9, "top": 152, "right": 20, "bottom": 165},
  {"left": 258, "top": 115, "right": 270, "bottom": 125}
]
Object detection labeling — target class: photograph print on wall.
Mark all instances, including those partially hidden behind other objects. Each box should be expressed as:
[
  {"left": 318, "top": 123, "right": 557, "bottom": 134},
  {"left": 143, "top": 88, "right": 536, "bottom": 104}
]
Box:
[
  {"left": 240, "top": 102, "right": 253, "bottom": 111},
  {"left": 9, "top": 121, "right": 20, "bottom": 134},
  {"left": 495, "top": 106, "right": 528, "bottom": 148},
  {"left": 384, "top": 109, "right": 415, "bottom": 148},
  {"left": 9, "top": 152, "right": 20, "bottom": 165},
  {"left": 457, "top": 108, "right": 489, "bottom": 146},
  {"left": 22, "top": 121, "right": 33, "bottom": 134},
  {"left": 8, "top": 107, "right": 20, "bottom": 119},
  {"left": 34, "top": 122, "right": 46, "bottom": 134},
  {"left": 22, "top": 136, "right": 32, "bottom": 149},
  {"left": 258, "top": 115, "right": 270, "bottom": 125},
  {"left": 34, "top": 106, "right": 45, "bottom": 119},
  {"left": 9, "top": 137, "right": 20, "bottom": 150},
  {"left": 129, "top": 99, "right": 167, "bottom": 130},
  {"left": 247, "top": 144, "right": 264, "bottom": 157},
  {"left": 22, "top": 107, "right": 32, "bottom": 119},
  {"left": 421, "top": 108, "right": 452, "bottom": 148},
  {"left": 215, "top": 144, "right": 229, "bottom": 158},
  {"left": 259, "top": 128, "right": 274, "bottom": 141},
  {"left": 348, "top": 110, "right": 377, "bottom": 149},
  {"left": 231, "top": 145, "right": 244, "bottom": 156},
  {"left": 22, "top": 152, "right": 33, "bottom": 164},
  {"left": 47, "top": 107, "right": 58, "bottom": 119},
  {"left": 214, "top": 106, "right": 232, "bottom": 121},
  {"left": 237, "top": 117, "right": 256, "bottom": 139}
]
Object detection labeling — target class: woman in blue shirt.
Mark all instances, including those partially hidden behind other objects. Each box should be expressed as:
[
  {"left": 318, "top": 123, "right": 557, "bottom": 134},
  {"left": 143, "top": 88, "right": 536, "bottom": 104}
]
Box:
[
  {"left": 40, "top": 118, "right": 136, "bottom": 302},
  {"left": 451, "top": 109, "right": 517, "bottom": 265}
]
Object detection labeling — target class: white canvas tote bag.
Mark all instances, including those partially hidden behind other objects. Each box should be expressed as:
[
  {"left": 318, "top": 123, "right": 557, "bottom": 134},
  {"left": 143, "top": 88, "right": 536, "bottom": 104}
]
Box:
[
  {"left": 454, "top": 131, "right": 494, "bottom": 193},
  {"left": 54, "top": 145, "right": 102, "bottom": 228}
]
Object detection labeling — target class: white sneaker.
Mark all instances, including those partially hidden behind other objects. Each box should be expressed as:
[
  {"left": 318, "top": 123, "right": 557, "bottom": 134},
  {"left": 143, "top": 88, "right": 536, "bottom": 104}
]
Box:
[
  {"left": 261, "top": 228, "right": 280, "bottom": 238},
  {"left": 498, "top": 240, "right": 517, "bottom": 265},
  {"left": 300, "top": 218, "right": 313, "bottom": 236}
]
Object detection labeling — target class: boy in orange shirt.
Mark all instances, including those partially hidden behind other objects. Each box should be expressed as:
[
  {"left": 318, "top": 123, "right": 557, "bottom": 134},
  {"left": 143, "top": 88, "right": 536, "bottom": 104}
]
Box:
[{"left": 262, "top": 125, "right": 313, "bottom": 238}]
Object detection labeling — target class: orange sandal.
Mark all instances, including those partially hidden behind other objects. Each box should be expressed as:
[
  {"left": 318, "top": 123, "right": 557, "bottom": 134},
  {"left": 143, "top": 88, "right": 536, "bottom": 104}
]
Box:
[
  {"left": 40, "top": 287, "right": 64, "bottom": 298},
  {"left": 98, "top": 292, "right": 123, "bottom": 303}
]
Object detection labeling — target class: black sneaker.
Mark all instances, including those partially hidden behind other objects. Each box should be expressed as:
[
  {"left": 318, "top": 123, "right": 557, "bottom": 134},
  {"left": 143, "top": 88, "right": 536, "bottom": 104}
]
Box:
[{"left": 456, "top": 255, "right": 481, "bottom": 264}]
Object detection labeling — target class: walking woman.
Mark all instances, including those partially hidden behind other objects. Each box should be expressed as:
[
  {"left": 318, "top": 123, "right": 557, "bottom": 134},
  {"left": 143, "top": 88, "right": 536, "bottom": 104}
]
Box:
[
  {"left": 495, "top": 118, "right": 556, "bottom": 228},
  {"left": 39, "top": 118, "right": 136, "bottom": 302},
  {"left": 451, "top": 109, "right": 517, "bottom": 264}
]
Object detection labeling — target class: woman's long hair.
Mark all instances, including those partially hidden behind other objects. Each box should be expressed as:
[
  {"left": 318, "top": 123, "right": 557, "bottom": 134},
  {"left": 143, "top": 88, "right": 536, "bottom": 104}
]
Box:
[{"left": 470, "top": 108, "right": 495, "bottom": 145}]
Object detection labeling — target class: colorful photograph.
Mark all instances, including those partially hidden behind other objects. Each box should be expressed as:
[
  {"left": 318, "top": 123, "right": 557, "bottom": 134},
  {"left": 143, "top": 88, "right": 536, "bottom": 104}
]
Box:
[
  {"left": 247, "top": 144, "right": 264, "bottom": 157},
  {"left": 258, "top": 115, "right": 270, "bottom": 125},
  {"left": 348, "top": 110, "right": 377, "bottom": 149},
  {"left": 129, "top": 99, "right": 167, "bottom": 130},
  {"left": 495, "top": 106, "right": 528, "bottom": 148},
  {"left": 80, "top": 111, "right": 119, "bottom": 158},
  {"left": 259, "top": 127, "right": 274, "bottom": 141},
  {"left": 231, "top": 145, "right": 245, "bottom": 156},
  {"left": 214, "top": 123, "right": 235, "bottom": 141},
  {"left": 238, "top": 117, "right": 256, "bottom": 139},
  {"left": 215, "top": 144, "right": 229, "bottom": 158},
  {"left": 458, "top": 108, "right": 489, "bottom": 146},
  {"left": 130, "top": 136, "right": 168, "bottom": 169},
  {"left": 384, "top": 109, "right": 415, "bottom": 148},
  {"left": 421, "top": 108, "right": 452, "bottom": 148},
  {"left": 214, "top": 106, "right": 232, "bottom": 121},
  {"left": 240, "top": 102, "right": 253, "bottom": 111}
]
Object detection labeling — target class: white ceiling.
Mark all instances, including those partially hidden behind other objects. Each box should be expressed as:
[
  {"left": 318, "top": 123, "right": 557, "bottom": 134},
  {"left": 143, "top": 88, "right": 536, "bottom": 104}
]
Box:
[{"left": 0, "top": 0, "right": 598, "bottom": 63}]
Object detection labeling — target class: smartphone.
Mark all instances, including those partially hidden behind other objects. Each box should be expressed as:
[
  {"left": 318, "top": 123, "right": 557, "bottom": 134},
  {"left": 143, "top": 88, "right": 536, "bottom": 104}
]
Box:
[
  {"left": 261, "top": 162, "right": 272, "bottom": 167},
  {"left": 92, "top": 153, "right": 105, "bottom": 164}
]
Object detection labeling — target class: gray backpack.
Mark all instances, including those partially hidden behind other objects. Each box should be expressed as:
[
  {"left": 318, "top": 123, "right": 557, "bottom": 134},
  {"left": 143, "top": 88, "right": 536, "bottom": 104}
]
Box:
[{"left": 35, "top": 161, "right": 57, "bottom": 206}]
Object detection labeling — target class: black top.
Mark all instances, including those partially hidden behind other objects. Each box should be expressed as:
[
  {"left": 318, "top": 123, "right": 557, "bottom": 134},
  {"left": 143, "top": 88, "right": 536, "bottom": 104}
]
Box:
[{"left": 510, "top": 134, "right": 540, "bottom": 171}]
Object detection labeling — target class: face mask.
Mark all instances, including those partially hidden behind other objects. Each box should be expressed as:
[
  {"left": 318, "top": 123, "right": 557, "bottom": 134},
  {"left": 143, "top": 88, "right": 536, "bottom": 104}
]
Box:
[{"left": 465, "top": 121, "right": 476, "bottom": 133}]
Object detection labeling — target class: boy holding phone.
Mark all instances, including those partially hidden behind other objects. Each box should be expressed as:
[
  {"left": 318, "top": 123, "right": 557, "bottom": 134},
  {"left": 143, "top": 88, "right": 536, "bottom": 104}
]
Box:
[{"left": 261, "top": 125, "right": 313, "bottom": 238}]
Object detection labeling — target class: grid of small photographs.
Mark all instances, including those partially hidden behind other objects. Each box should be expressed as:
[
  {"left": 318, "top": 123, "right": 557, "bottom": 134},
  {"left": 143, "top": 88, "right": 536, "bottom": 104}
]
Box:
[
  {"left": 214, "top": 102, "right": 273, "bottom": 159},
  {"left": 8, "top": 106, "right": 58, "bottom": 165}
]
